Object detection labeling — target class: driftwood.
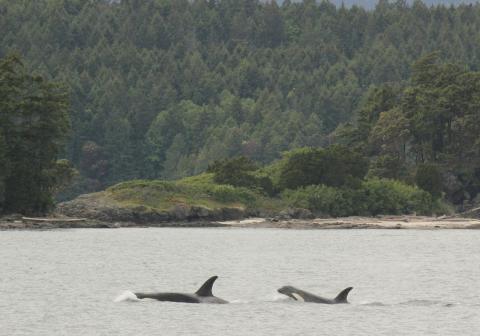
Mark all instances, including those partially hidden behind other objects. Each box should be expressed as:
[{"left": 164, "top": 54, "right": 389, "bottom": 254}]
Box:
[
  {"left": 462, "top": 206, "right": 480, "bottom": 214},
  {"left": 22, "top": 217, "right": 87, "bottom": 222}
]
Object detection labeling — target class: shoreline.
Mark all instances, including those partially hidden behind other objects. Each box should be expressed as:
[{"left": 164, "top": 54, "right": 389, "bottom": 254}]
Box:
[
  {"left": 1, "top": 215, "right": 480, "bottom": 230},
  {"left": 218, "top": 216, "right": 480, "bottom": 230}
]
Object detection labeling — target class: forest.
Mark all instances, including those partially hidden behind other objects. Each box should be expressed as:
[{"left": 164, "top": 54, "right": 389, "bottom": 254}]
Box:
[{"left": 1, "top": 0, "right": 480, "bottom": 214}]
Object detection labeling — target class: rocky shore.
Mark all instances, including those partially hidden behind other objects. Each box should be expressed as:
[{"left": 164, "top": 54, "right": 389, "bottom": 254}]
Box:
[
  {"left": 53, "top": 192, "right": 253, "bottom": 223},
  {"left": 2, "top": 189, "right": 480, "bottom": 230},
  {"left": 0, "top": 213, "right": 230, "bottom": 230},
  {"left": 2, "top": 213, "right": 480, "bottom": 230}
]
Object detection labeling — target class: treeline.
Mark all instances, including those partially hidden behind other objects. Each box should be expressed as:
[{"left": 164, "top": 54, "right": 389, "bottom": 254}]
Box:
[{"left": 0, "top": 56, "right": 72, "bottom": 215}]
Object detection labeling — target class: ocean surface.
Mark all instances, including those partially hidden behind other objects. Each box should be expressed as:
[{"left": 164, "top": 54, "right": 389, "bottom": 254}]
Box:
[{"left": 1, "top": 228, "right": 479, "bottom": 335}]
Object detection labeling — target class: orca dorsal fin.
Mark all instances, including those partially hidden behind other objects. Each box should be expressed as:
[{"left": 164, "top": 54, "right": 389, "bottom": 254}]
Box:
[
  {"left": 195, "top": 276, "right": 218, "bottom": 297},
  {"left": 334, "top": 287, "right": 353, "bottom": 303}
]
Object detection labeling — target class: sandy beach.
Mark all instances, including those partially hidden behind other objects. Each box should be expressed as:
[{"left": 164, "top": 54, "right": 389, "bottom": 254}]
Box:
[{"left": 218, "top": 216, "right": 480, "bottom": 229}]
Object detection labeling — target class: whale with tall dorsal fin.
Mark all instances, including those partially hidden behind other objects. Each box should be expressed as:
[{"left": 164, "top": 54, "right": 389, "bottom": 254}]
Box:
[
  {"left": 278, "top": 285, "right": 353, "bottom": 304},
  {"left": 134, "top": 276, "right": 228, "bottom": 304}
]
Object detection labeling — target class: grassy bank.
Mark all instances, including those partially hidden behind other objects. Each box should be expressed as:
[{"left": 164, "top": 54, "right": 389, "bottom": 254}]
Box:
[{"left": 103, "top": 173, "right": 284, "bottom": 215}]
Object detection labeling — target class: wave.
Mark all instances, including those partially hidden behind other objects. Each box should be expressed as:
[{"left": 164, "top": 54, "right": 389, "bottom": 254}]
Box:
[
  {"left": 112, "top": 293, "right": 460, "bottom": 307},
  {"left": 398, "top": 299, "right": 455, "bottom": 307},
  {"left": 230, "top": 294, "right": 292, "bottom": 304},
  {"left": 228, "top": 299, "right": 251, "bottom": 304},
  {"left": 360, "top": 299, "right": 457, "bottom": 307},
  {"left": 271, "top": 294, "right": 293, "bottom": 303},
  {"left": 359, "top": 301, "right": 389, "bottom": 307}
]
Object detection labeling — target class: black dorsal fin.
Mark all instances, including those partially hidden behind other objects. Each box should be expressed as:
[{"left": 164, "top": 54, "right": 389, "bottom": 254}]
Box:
[
  {"left": 195, "top": 276, "right": 218, "bottom": 297},
  {"left": 334, "top": 287, "right": 353, "bottom": 303}
]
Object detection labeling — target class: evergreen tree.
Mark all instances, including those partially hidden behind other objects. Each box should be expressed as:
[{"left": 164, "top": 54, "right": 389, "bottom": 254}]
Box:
[{"left": 0, "top": 55, "right": 70, "bottom": 214}]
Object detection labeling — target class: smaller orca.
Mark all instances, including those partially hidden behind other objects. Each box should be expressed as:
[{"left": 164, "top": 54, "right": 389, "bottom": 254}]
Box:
[
  {"left": 278, "top": 285, "right": 353, "bottom": 304},
  {"left": 134, "top": 276, "right": 228, "bottom": 304}
]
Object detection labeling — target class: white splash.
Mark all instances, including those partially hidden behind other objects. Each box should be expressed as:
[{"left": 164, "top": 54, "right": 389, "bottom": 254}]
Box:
[
  {"left": 271, "top": 293, "right": 292, "bottom": 302},
  {"left": 114, "top": 291, "right": 139, "bottom": 302}
]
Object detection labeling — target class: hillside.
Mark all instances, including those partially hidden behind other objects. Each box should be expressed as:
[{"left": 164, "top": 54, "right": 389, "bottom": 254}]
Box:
[{"left": 2, "top": 0, "right": 480, "bottom": 197}]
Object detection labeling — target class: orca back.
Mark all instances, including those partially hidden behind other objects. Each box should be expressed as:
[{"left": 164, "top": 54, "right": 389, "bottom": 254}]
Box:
[{"left": 135, "top": 292, "right": 200, "bottom": 303}]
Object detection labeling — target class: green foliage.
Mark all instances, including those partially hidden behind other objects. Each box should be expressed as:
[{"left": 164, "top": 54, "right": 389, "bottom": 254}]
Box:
[
  {"left": 368, "top": 108, "right": 410, "bottom": 159},
  {"left": 415, "top": 164, "right": 443, "bottom": 199},
  {"left": 356, "top": 86, "right": 399, "bottom": 146},
  {"left": 208, "top": 156, "right": 275, "bottom": 195},
  {"left": 108, "top": 180, "right": 179, "bottom": 194},
  {"left": 282, "top": 185, "right": 358, "bottom": 217},
  {"left": 209, "top": 185, "right": 256, "bottom": 205},
  {"left": 177, "top": 173, "right": 216, "bottom": 187},
  {"left": 282, "top": 179, "right": 435, "bottom": 217},
  {"left": 362, "top": 178, "right": 434, "bottom": 216},
  {"left": 0, "top": 129, "right": 8, "bottom": 211},
  {"left": 47, "top": 159, "right": 78, "bottom": 194},
  {"left": 0, "top": 54, "right": 70, "bottom": 214},
  {"left": 341, "top": 53, "right": 480, "bottom": 205},
  {"left": 368, "top": 155, "right": 406, "bottom": 180},
  {"left": 208, "top": 156, "right": 256, "bottom": 178},
  {"left": 278, "top": 145, "right": 368, "bottom": 190}
]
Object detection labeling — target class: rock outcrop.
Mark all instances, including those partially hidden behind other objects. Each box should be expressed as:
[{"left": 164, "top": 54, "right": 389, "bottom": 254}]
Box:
[{"left": 55, "top": 192, "right": 247, "bottom": 223}]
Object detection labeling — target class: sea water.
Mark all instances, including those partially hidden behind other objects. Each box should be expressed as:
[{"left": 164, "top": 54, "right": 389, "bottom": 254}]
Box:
[{"left": 0, "top": 228, "right": 479, "bottom": 335}]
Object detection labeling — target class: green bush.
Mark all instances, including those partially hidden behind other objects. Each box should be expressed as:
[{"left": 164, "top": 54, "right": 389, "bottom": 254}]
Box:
[
  {"left": 282, "top": 185, "right": 360, "bottom": 217},
  {"left": 368, "top": 155, "right": 407, "bottom": 180},
  {"left": 282, "top": 178, "right": 435, "bottom": 216},
  {"left": 108, "top": 180, "right": 179, "bottom": 193},
  {"left": 415, "top": 164, "right": 443, "bottom": 199},
  {"left": 362, "top": 178, "right": 433, "bottom": 215},
  {"left": 209, "top": 185, "right": 256, "bottom": 205},
  {"left": 208, "top": 156, "right": 275, "bottom": 195},
  {"left": 278, "top": 145, "right": 368, "bottom": 190},
  {"left": 208, "top": 156, "right": 256, "bottom": 184}
]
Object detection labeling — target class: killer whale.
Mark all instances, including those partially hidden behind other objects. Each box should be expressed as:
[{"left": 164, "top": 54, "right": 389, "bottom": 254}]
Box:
[
  {"left": 134, "top": 276, "right": 228, "bottom": 304},
  {"left": 278, "top": 285, "right": 353, "bottom": 304}
]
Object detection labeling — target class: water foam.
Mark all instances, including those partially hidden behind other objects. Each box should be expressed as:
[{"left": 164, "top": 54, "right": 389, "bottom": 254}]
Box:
[
  {"left": 359, "top": 301, "right": 389, "bottom": 307},
  {"left": 114, "top": 291, "right": 140, "bottom": 302},
  {"left": 229, "top": 299, "right": 250, "bottom": 304},
  {"left": 398, "top": 299, "right": 450, "bottom": 307},
  {"left": 271, "top": 294, "right": 294, "bottom": 303}
]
